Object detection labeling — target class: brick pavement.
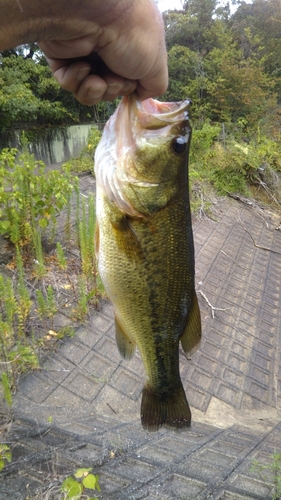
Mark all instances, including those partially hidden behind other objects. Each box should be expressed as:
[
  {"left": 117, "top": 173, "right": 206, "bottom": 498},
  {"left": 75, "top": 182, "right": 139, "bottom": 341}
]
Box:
[{"left": 1, "top": 175, "right": 281, "bottom": 499}]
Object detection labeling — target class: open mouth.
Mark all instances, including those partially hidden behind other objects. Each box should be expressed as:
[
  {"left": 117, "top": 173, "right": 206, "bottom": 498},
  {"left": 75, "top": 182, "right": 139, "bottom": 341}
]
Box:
[{"left": 134, "top": 95, "right": 190, "bottom": 129}]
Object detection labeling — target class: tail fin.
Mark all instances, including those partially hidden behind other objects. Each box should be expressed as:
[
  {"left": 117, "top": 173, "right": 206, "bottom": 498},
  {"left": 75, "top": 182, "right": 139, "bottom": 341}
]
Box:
[{"left": 141, "top": 383, "right": 191, "bottom": 432}]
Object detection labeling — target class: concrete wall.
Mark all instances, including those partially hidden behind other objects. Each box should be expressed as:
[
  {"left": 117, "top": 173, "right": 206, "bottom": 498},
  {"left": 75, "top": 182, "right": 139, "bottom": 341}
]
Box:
[{"left": 0, "top": 124, "right": 94, "bottom": 165}]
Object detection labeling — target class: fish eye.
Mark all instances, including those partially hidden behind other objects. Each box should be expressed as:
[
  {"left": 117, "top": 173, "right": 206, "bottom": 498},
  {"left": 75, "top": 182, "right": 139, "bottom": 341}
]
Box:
[{"left": 171, "top": 136, "right": 187, "bottom": 154}]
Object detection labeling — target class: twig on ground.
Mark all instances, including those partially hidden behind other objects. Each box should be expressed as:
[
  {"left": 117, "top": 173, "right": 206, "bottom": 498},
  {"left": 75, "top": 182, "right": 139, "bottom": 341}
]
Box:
[
  {"left": 227, "top": 192, "right": 270, "bottom": 228},
  {"left": 107, "top": 402, "right": 117, "bottom": 414},
  {"left": 198, "top": 290, "right": 229, "bottom": 318},
  {"left": 0, "top": 355, "right": 21, "bottom": 365},
  {"left": 238, "top": 218, "right": 281, "bottom": 255},
  {"left": 257, "top": 178, "right": 281, "bottom": 207}
]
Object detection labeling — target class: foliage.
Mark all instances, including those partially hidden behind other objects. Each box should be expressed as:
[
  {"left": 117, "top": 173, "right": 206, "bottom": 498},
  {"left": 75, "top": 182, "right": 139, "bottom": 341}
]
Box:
[
  {"left": 189, "top": 122, "right": 281, "bottom": 197},
  {"left": 0, "top": 444, "right": 12, "bottom": 472},
  {"left": 0, "top": 53, "right": 107, "bottom": 131},
  {"left": 61, "top": 468, "right": 100, "bottom": 500},
  {"left": 0, "top": 0, "right": 280, "bottom": 136},
  {"left": 0, "top": 55, "right": 74, "bottom": 130},
  {"left": 36, "top": 286, "right": 57, "bottom": 319},
  {"left": 62, "top": 126, "right": 102, "bottom": 174},
  {"left": 72, "top": 194, "right": 105, "bottom": 320},
  {"left": 56, "top": 242, "right": 67, "bottom": 270},
  {"left": 0, "top": 160, "right": 104, "bottom": 401},
  {"left": 162, "top": 0, "right": 281, "bottom": 132},
  {"left": 1, "top": 372, "right": 13, "bottom": 406},
  {"left": 251, "top": 451, "right": 281, "bottom": 500},
  {"left": 0, "top": 146, "right": 78, "bottom": 248}
]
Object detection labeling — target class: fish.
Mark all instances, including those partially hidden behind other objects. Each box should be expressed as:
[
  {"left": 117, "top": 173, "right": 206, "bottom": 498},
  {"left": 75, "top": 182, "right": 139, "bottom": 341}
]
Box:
[{"left": 94, "top": 93, "right": 201, "bottom": 431}]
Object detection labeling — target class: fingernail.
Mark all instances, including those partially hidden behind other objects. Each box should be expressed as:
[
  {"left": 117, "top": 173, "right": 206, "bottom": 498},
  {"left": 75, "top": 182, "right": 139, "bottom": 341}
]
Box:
[
  {"left": 107, "top": 83, "right": 123, "bottom": 95},
  {"left": 77, "top": 67, "right": 90, "bottom": 81},
  {"left": 123, "top": 81, "right": 136, "bottom": 93},
  {"left": 87, "top": 88, "right": 104, "bottom": 100}
]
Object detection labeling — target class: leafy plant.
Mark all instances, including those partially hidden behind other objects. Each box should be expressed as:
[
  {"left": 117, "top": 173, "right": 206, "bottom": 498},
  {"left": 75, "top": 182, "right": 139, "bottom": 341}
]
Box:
[
  {"left": 8, "top": 345, "right": 39, "bottom": 372},
  {"left": 56, "top": 242, "right": 67, "bottom": 270},
  {"left": 251, "top": 451, "right": 281, "bottom": 500},
  {"left": 0, "top": 147, "right": 78, "bottom": 249},
  {"left": 75, "top": 277, "right": 89, "bottom": 321},
  {"left": 0, "top": 444, "right": 12, "bottom": 472},
  {"left": 75, "top": 194, "right": 105, "bottom": 312},
  {"left": 78, "top": 195, "right": 96, "bottom": 279},
  {"left": 1, "top": 372, "right": 13, "bottom": 406},
  {"left": 16, "top": 245, "right": 32, "bottom": 335},
  {"left": 36, "top": 286, "right": 57, "bottom": 319},
  {"left": 63, "top": 126, "right": 102, "bottom": 174},
  {"left": 32, "top": 228, "right": 46, "bottom": 278},
  {"left": 60, "top": 468, "right": 100, "bottom": 500}
]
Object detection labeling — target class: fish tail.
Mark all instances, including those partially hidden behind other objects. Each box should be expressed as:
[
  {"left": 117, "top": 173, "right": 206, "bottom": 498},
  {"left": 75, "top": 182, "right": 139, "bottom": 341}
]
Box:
[{"left": 141, "top": 383, "right": 191, "bottom": 432}]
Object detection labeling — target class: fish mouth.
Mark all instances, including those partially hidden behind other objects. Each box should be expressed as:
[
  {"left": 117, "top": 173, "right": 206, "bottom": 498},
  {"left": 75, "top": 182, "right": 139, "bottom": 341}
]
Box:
[
  {"left": 136, "top": 97, "right": 190, "bottom": 128},
  {"left": 94, "top": 93, "right": 191, "bottom": 218},
  {"left": 121, "top": 93, "right": 190, "bottom": 130}
]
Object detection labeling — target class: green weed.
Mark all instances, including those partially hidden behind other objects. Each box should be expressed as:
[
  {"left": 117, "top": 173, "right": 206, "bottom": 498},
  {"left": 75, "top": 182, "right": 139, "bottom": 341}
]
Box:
[
  {"left": 0, "top": 147, "right": 77, "bottom": 249},
  {"left": 1, "top": 372, "right": 13, "bottom": 407},
  {"left": 36, "top": 286, "right": 57, "bottom": 319},
  {"left": 0, "top": 444, "right": 12, "bottom": 472},
  {"left": 251, "top": 451, "right": 281, "bottom": 500},
  {"left": 63, "top": 126, "right": 102, "bottom": 174},
  {"left": 56, "top": 242, "right": 67, "bottom": 270},
  {"left": 61, "top": 468, "right": 100, "bottom": 500}
]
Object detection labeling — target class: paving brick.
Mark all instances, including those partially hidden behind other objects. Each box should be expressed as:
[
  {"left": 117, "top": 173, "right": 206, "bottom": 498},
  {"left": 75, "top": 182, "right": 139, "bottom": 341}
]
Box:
[
  {"left": 2, "top": 194, "right": 281, "bottom": 500},
  {"left": 109, "top": 368, "right": 143, "bottom": 400},
  {"left": 228, "top": 475, "right": 272, "bottom": 499},
  {"left": 215, "top": 383, "right": 243, "bottom": 408},
  {"left": 58, "top": 339, "right": 90, "bottom": 364},
  {"left": 80, "top": 351, "right": 115, "bottom": 381},
  {"left": 162, "top": 473, "right": 206, "bottom": 498},
  {"left": 75, "top": 324, "right": 101, "bottom": 347},
  {"left": 17, "top": 373, "right": 57, "bottom": 404},
  {"left": 61, "top": 368, "right": 103, "bottom": 402},
  {"left": 178, "top": 459, "right": 223, "bottom": 481},
  {"left": 41, "top": 353, "right": 75, "bottom": 383}
]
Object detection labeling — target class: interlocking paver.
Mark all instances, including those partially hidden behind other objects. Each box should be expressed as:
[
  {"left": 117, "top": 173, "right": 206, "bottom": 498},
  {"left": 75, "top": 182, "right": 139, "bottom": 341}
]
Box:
[{"left": 1, "top": 179, "right": 281, "bottom": 499}]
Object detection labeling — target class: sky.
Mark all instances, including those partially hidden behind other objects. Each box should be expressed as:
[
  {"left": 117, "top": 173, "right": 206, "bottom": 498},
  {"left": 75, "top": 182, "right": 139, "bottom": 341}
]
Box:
[
  {"left": 156, "top": 0, "right": 250, "bottom": 13},
  {"left": 157, "top": 0, "right": 185, "bottom": 11}
]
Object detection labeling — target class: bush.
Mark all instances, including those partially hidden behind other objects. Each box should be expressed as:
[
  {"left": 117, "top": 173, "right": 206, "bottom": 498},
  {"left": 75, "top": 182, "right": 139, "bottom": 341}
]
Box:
[
  {"left": 63, "top": 126, "right": 102, "bottom": 174},
  {"left": 0, "top": 147, "right": 78, "bottom": 247}
]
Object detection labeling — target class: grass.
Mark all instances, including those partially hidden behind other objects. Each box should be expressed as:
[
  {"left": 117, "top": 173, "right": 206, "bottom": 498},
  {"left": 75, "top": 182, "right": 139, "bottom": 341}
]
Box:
[
  {"left": 0, "top": 148, "right": 105, "bottom": 410},
  {"left": 251, "top": 451, "right": 281, "bottom": 500},
  {"left": 189, "top": 122, "right": 281, "bottom": 215}
]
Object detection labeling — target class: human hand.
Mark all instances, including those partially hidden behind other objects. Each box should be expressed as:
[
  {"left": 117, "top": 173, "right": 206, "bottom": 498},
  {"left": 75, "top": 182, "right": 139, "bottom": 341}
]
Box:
[{"left": 39, "top": 0, "right": 168, "bottom": 105}]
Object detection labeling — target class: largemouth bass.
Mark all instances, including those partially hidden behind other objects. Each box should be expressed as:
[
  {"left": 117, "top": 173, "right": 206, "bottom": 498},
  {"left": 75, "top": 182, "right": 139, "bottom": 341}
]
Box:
[{"left": 94, "top": 93, "right": 201, "bottom": 431}]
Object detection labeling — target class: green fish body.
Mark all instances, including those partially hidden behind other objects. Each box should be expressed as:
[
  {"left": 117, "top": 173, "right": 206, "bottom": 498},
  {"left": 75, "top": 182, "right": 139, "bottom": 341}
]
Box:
[{"left": 95, "top": 94, "right": 201, "bottom": 431}]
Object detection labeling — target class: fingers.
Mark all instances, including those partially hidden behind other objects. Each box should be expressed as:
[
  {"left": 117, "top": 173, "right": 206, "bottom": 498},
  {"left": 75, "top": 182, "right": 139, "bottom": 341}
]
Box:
[
  {"left": 73, "top": 74, "right": 136, "bottom": 105},
  {"left": 46, "top": 57, "right": 137, "bottom": 105}
]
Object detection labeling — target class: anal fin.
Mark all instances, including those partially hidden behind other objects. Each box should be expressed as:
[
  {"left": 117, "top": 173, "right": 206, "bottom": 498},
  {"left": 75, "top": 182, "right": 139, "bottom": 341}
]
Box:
[
  {"left": 115, "top": 313, "right": 136, "bottom": 360},
  {"left": 180, "top": 291, "right": 202, "bottom": 356}
]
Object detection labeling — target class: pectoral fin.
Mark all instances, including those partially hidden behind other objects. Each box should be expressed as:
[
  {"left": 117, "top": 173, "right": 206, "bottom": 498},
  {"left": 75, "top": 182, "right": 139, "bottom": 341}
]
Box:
[
  {"left": 106, "top": 198, "right": 143, "bottom": 262},
  {"left": 115, "top": 313, "right": 136, "bottom": 360},
  {"left": 180, "top": 292, "right": 202, "bottom": 356}
]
